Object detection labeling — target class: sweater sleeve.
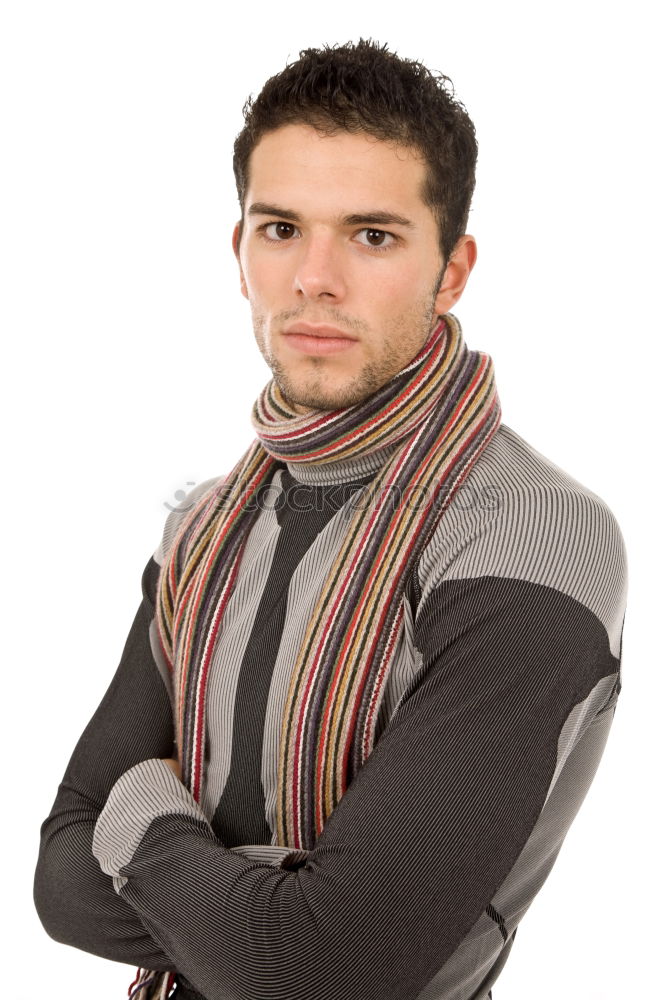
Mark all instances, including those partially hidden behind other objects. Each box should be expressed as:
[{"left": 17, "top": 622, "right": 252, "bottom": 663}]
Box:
[
  {"left": 33, "top": 555, "right": 176, "bottom": 970},
  {"left": 89, "top": 499, "right": 627, "bottom": 1000}
]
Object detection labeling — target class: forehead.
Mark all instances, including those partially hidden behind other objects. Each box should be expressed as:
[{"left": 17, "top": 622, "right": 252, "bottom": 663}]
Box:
[{"left": 245, "top": 123, "right": 429, "bottom": 216}]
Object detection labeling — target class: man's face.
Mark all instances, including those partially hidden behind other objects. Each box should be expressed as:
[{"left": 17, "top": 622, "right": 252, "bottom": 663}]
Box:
[{"left": 233, "top": 123, "right": 473, "bottom": 413}]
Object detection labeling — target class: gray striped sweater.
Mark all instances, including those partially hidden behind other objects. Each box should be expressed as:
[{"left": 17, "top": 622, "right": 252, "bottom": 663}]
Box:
[{"left": 34, "top": 422, "right": 627, "bottom": 1000}]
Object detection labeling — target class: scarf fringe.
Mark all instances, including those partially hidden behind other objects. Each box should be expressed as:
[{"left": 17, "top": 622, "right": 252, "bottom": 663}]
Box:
[{"left": 128, "top": 969, "right": 175, "bottom": 999}]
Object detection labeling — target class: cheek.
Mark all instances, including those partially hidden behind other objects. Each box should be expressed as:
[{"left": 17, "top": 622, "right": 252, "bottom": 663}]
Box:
[
  {"left": 240, "top": 248, "right": 264, "bottom": 294},
  {"left": 369, "top": 259, "right": 423, "bottom": 300},
  {"left": 248, "top": 262, "right": 289, "bottom": 308}
]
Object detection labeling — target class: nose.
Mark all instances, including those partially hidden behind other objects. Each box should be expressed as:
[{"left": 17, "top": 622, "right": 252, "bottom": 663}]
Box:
[{"left": 293, "top": 232, "right": 346, "bottom": 301}]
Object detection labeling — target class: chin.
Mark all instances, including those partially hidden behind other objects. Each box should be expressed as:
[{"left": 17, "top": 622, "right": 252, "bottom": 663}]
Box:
[
  {"left": 271, "top": 356, "right": 381, "bottom": 413},
  {"left": 291, "top": 386, "right": 373, "bottom": 413}
]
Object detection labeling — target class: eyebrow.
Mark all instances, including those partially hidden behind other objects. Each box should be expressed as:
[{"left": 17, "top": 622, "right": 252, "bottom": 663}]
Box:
[{"left": 247, "top": 202, "right": 416, "bottom": 229}]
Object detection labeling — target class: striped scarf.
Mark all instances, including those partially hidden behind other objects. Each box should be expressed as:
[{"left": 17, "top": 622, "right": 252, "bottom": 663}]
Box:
[{"left": 156, "top": 312, "right": 501, "bottom": 850}]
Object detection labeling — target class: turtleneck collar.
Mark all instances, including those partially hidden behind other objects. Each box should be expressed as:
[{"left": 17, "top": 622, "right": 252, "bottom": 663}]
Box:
[
  {"left": 284, "top": 438, "right": 404, "bottom": 485},
  {"left": 285, "top": 442, "right": 399, "bottom": 486}
]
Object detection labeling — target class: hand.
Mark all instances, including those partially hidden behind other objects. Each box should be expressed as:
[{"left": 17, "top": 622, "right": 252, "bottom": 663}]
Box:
[{"left": 161, "top": 757, "right": 182, "bottom": 781}]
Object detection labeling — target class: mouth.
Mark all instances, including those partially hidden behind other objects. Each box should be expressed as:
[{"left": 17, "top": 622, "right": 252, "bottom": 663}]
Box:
[{"left": 282, "top": 323, "right": 359, "bottom": 356}]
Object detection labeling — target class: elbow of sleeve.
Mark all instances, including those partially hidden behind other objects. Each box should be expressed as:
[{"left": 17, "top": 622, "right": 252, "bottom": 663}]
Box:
[
  {"left": 34, "top": 837, "right": 172, "bottom": 969},
  {"left": 33, "top": 856, "right": 63, "bottom": 945},
  {"left": 33, "top": 843, "right": 97, "bottom": 950},
  {"left": 33, "top": 848, "right": 93, "bottom": 951}
]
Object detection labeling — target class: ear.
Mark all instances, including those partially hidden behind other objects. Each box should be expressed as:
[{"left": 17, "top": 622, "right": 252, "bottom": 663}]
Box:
[
  {"left": 433, "top": 235, "right": 477, "bottom": 315},
  {"left": 232, "top": 221, "right": 248, "bottom": 300}
]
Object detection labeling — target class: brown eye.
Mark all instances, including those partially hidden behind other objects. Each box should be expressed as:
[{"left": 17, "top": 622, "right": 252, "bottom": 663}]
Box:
[
  {"left": 356, "top": 228, "right": 396, "bottom": 250},
  {"left": 265, "top": 222, "right": 297, "bottom": 240}
]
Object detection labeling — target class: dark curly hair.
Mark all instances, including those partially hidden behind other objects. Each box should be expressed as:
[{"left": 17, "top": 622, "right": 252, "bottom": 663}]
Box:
[{"left": 232, "top": 39, "right": 478, "bottom": 267}]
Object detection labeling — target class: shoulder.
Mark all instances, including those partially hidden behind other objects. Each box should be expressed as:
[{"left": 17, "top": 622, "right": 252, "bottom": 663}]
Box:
[
  {"left": 151, "top": 461, "right": 292, "bottom": 570},
  {"left": 417, "top": 423, "right": 628, "bottom": 656},
  {"left": 152, "top": 475, "right": 226, "bottom": 568}
]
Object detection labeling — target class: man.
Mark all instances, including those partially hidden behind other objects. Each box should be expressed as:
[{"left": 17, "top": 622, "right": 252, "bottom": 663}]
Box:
[{"left": 34, "top": 40, "right": 627, "bottom": 1000}]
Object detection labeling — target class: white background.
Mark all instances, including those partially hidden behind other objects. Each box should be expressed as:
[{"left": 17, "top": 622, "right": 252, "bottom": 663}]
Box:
[{"left": 2, "top": 1, "right": 663, "bottom": 998}]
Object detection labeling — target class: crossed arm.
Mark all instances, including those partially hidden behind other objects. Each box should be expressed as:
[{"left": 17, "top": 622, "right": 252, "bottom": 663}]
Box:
[
  {"left": 34, "top": 549, "right": 621, "bottom": 1000},
  {"left": 34, "top": 576, "right": 175, "bottom": 971}
]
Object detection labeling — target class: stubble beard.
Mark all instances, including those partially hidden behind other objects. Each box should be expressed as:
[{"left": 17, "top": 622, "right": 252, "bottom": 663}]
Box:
[{"left": 251, "top": 283, "right": 443, "bottom": 413}]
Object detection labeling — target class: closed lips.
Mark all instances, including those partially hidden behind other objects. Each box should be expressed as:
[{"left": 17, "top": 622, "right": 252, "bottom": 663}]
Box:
[{"left": 284, "top": 324, "right": 357, "bottom": 340}]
